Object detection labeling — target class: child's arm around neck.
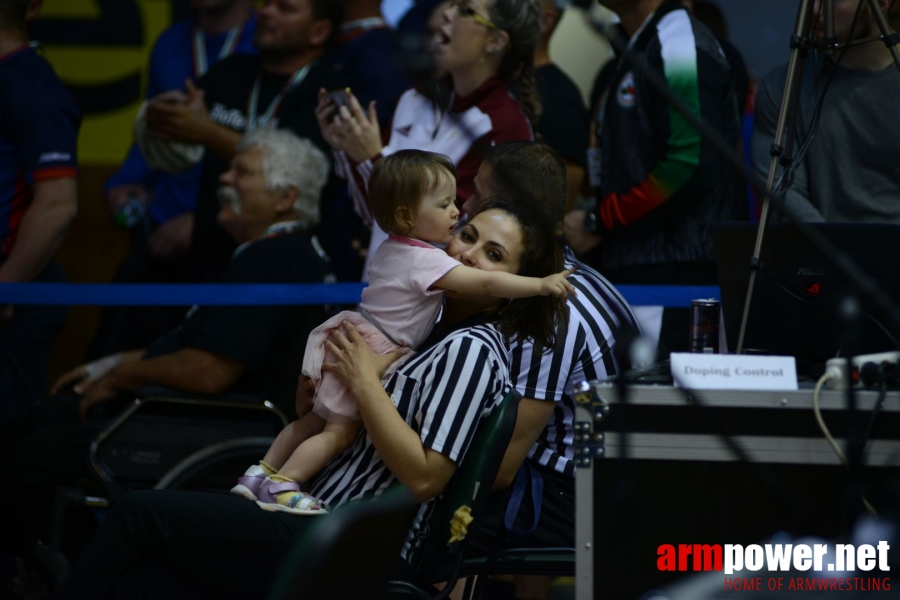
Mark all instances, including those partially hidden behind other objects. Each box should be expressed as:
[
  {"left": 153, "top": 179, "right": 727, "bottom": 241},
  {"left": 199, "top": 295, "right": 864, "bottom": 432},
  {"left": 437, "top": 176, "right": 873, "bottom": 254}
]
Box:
[{"left": 431, "top": 264, "right": 579, "bottom": 300}]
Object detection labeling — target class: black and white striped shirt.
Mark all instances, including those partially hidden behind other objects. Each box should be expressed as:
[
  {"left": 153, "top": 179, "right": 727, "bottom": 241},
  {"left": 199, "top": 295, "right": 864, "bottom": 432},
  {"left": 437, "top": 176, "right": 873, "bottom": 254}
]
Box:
[
  {"left": 508, "top": 247, "right": 640, "bottom": 477},
  {"left": 309, "top": 321, "right": 511, "bottom": 563}
]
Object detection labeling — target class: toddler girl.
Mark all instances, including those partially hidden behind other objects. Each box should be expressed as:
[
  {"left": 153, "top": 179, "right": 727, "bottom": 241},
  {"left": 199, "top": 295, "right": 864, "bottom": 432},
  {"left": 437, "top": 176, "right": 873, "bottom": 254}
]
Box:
[{"left": 231, "top": 150, "right": 575, "bottom": 514}]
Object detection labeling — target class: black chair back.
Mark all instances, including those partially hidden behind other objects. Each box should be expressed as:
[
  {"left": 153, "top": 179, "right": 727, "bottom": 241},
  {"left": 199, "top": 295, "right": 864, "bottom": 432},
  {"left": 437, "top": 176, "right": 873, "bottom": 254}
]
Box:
[
  {"left": 404, "top": 389, "right": 522, "bottom": 596},
  {"left": 267, "top": 486, "right": 418, "bottom": 600}
]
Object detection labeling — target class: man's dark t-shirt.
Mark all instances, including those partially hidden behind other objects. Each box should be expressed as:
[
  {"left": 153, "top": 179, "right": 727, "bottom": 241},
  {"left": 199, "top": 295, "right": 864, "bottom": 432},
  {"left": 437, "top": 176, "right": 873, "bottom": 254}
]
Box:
[
  {"left": 145, "top": 231, "right": 334, "bottom": 399},
  {"left": 190, "top": 55, "right": 344, "bottom": 282},
  {"left": 535, "top": 63, "right": 589, "bottom": 170}
]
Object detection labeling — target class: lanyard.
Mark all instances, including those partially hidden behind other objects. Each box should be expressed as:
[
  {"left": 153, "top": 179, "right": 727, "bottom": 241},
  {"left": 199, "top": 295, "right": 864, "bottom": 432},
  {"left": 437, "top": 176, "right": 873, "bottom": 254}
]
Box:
[
  {"left": 232, "top": 220, "right": 310, "bottom": 258},
  {"left": 337, "top": 17, "right": 387, "bottom": 35},
  {"left": 246, "top": 62, "right": 314, "bottom": 131},
  {"left": 191, "top": 23, "right": 242, "bottom": 79},
  {"left": 431, "top": 91, "right": 454, "bottom": 141}
]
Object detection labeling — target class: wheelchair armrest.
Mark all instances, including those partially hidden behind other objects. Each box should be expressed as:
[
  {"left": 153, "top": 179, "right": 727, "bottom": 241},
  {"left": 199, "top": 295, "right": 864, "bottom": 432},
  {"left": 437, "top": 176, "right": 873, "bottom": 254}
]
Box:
[{"left": 136, "top": 385, "right": 266, "bottom": 406}]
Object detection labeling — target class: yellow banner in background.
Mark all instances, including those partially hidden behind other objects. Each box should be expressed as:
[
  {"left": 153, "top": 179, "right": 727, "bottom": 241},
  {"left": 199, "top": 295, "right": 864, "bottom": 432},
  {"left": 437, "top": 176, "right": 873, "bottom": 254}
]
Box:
[{"left": 35, "top": 0, "right": 176, "bottom": 165}]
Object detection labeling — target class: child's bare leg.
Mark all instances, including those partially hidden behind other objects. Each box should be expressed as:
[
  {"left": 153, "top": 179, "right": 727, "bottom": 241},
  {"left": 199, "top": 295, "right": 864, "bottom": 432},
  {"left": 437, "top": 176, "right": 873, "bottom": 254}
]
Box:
[
  {"left": 262, "top": 412, "right": 327, "bottom": 470},
  {"left": 278, "top": 419, "right": 363, "bottom": 482}
]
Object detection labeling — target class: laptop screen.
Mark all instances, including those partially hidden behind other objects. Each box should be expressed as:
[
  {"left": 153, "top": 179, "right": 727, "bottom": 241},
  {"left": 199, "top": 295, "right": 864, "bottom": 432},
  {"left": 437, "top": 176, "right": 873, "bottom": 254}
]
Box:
[{"left": 714, "top": 222, "right": 900, "bottom": 363}]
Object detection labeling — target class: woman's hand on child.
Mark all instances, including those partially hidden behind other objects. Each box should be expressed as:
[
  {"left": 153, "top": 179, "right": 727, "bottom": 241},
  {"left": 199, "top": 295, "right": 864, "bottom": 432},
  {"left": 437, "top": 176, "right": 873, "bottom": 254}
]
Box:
[
  {"left": 540, "top": 265, "right": 579, "bottom": 299},
  {"left": 372, "top": 345, "right": 410, "bottom": 379},
  {"left": 322, "top": 325, "right": 381, "bottom": 397},
  {"left": 322, "top": 325, "right": 409, "bottom": 397}
]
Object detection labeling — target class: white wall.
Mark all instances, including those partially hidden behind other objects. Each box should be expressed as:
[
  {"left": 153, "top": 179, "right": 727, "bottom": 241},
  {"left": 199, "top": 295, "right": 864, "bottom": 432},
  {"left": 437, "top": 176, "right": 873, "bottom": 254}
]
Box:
[{"left": 549, "top": 7, "right": 615, "bottom": 106}]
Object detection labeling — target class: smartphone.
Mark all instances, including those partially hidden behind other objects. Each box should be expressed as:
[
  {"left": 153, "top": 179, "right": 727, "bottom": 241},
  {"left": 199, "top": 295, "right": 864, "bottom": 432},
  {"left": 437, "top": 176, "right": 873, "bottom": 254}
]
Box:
[{"left": 325, "top": 88, "right": 351, "bottom": 117}]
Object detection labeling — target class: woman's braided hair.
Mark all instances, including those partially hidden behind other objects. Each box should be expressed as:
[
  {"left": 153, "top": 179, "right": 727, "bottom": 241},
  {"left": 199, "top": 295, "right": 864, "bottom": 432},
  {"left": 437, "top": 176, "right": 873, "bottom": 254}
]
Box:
[{"left": 487, "top": 0, "right": 543, "bottom": 125}]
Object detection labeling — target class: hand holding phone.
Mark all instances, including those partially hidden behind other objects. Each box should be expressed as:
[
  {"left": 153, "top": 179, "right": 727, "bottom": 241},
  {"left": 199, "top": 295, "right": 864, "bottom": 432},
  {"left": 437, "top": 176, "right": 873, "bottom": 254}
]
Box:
[{"left": 324, "top": 88, "right": 351, "bottom": 120}]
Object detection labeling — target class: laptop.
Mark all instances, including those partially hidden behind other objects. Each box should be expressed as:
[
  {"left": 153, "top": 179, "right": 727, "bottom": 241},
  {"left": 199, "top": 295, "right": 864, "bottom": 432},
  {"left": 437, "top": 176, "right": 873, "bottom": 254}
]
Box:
[{"left": 713, "top": 222, "right": 900, "bottom": 364}]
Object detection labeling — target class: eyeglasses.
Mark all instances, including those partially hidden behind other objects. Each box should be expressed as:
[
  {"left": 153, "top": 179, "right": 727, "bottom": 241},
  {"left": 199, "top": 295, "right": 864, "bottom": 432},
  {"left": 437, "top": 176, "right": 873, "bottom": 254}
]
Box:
[{"left": 449, "top": 0, "right": 498, "bottom": 30}]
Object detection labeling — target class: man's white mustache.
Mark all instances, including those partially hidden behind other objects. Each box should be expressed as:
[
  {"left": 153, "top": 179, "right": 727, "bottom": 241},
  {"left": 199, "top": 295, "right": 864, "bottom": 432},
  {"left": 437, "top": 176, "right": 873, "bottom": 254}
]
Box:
[{"left": 217, "top": 186, "right": 242, "bottom": 216}]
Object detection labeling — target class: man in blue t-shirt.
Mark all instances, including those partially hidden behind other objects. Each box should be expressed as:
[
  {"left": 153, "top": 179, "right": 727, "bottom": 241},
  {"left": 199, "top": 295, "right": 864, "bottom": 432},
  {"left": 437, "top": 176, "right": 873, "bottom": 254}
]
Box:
[
  {"left": 0, "top": 0, "right": 81, "bottom": 417},
  {"left": 90, "top": 0, "right": 257, "bottom": 358},
  {"left": 104, "top": 0, "right": 257, "bottom": 257}
]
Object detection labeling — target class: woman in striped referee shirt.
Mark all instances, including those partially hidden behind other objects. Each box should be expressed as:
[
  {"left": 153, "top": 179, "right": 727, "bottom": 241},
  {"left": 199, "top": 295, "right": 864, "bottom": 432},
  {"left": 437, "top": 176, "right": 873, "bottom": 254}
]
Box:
[{"left": 57, "top": 198, "right": 569, "bottom": 598}]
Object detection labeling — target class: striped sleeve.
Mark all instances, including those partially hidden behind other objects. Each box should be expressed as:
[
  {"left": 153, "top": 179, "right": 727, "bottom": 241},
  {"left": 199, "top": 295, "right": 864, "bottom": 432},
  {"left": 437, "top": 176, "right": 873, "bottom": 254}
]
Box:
[
  {"left": 333, "top": 149, "right": 377, "bottom": 228},
  {"left": 509, "top": 251, "right": 641, "bottom": 475},
  {"left": 510, "top": 253, "right": 640, "bottom": 402},
  {"left": 417, "top": 335, "right": 505, "bottom": 463},
  {"left": 598, "top": 9, "right": 701, "bottom": 231}
]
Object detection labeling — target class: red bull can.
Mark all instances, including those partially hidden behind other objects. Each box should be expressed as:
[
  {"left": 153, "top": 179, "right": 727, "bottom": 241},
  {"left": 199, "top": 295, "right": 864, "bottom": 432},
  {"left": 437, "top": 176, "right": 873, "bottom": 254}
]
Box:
[{"left": 690, "top": 299, "right": 720, "bottom": 353}]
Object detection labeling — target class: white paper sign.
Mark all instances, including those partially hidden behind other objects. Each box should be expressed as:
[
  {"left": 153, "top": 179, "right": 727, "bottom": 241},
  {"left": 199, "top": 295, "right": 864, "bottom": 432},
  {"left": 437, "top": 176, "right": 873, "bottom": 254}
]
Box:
[{"left": 670, "top": 353, "right": 798, "bottom": 391}]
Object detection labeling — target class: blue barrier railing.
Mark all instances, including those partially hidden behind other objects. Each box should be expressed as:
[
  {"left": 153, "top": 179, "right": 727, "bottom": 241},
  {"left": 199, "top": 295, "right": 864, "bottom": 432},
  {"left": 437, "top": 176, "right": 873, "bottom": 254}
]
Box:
[{"left": 0, "top": 283, "right": 720, "bottom": 308}]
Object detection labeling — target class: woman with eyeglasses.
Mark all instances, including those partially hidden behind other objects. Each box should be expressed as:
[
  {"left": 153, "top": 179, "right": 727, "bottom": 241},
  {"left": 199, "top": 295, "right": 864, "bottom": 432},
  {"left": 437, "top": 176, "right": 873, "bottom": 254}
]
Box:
[{"left": 316, "top": 0, "right": 542, "bottom": 269}]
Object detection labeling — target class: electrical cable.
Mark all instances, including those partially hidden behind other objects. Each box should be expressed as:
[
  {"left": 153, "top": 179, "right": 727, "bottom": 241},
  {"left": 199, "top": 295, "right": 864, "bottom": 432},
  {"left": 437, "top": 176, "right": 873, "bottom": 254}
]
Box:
[
  {"left": 860, "top": 380, "right": 887, "bottom": 455},
  {"left": 812, "top": 370, "right": 877, "bottom": 515},
  {"left": 757, "top": 264, "right": 900, "bottom": 350},
  {"left": 768, "top": 0, "right": 866, "bottom": 207}
]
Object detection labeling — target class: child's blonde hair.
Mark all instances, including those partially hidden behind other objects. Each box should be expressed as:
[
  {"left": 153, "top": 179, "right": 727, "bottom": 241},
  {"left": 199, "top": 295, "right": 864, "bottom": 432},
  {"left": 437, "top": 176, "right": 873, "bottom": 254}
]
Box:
[{"left": 369, "top": 150, "right": 457, "bottom": 236}]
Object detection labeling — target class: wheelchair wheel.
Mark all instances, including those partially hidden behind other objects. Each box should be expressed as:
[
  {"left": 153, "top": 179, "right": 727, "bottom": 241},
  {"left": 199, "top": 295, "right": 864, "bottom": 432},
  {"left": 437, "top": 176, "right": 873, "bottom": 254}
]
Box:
[{"left": 154, "top": 437, "right": 275, "bottom": 491}]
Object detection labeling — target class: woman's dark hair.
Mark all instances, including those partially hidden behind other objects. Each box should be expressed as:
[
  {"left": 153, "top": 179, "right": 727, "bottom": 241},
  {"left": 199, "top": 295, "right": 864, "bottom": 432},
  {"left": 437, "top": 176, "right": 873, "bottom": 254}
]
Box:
[
  {"left": 476, "top": 197, "right": 568, "bottom": 349},
  {"left": 488, "top": 0, "right": 543, "bottom": 124},
  {"left": 483, "top": 141, "right": 567, "bottom": 228}
]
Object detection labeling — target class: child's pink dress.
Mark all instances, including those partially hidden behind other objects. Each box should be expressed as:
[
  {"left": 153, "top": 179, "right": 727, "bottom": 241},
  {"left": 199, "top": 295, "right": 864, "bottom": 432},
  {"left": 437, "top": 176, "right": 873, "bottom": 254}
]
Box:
[{"left": 302, "top": 235, "right": 461, "bottom": 422}]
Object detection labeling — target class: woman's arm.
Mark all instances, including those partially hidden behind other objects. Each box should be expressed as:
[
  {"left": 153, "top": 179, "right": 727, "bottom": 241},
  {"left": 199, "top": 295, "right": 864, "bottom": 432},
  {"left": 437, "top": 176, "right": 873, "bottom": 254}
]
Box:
[
  {"left": 322, "top": 327, "right": 457, "bottom": 503},
  {"left": 434, "top": 265, "right": 578, "bottom": 300}
]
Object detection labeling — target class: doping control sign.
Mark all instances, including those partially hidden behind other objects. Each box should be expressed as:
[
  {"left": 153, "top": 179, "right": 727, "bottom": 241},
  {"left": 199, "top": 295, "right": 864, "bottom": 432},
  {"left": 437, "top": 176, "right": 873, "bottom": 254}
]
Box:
[{"left": 33, "top": 0, "right": 187, "bottom": 164}]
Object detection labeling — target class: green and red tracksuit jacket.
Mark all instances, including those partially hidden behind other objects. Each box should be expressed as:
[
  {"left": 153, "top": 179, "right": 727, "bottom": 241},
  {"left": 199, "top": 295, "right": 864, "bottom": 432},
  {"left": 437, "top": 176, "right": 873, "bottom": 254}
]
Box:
[{"left": 593, "top": 0, "right": 746, "bottom": 271}]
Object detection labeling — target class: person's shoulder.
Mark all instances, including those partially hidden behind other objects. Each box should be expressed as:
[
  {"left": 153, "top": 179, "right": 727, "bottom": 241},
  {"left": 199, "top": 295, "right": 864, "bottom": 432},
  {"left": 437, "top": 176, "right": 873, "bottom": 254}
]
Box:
[
  {"left": 443, "top": 322, "right": 508, "bottom": 359},
  {"left": 756, "top": 63, "right": 799, "bottom": 112},
  {"left": 155, "top": 19, "right": 192, "bottom": 47},
  {"left": 2, "top": 48, "right": 59, "bottom": 86},
  {"left": 1, "top": 49, "right": 79, "bottom": 116},
  {"left": 349, "top": 27, "right": 399, "bottom": 52},
  {"left": 537, "top": 63, "right": 587, "bottom": 112},
  {"left": 229, "top": 232, "right": 332, "bottom": 281},
  {"left": 760, "top": 63, "right": 790, "bottom": 92},
  {"left": 565, "top": 254, "right": 635, "bottom": 322},
  {"left": 395, "top": 86, "right": 427, "bottom": 110},
  {"left": 253, "top": 230, "right": 328, "bottom": 260},
  {"left": 149, "top": 20, "right": 192, "bottom": 72},
  {"left": 537, "top": 63, "right": 575, "bottom": 89},
  {"left": 478, "top": 80, "right": 532, "bottom": 141},
  {"left": 648, "top": 8, "right": 709, "bottom": 59}
]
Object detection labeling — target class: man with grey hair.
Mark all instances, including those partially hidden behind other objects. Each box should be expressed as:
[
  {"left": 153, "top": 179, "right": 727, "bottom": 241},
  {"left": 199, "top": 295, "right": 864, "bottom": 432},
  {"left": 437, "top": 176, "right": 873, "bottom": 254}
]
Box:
[
  {"left": 0, "top": 130, "right": 336, "bottom": 569},
  {"left": 64, "top": 129, "right": 333, "bottom": 417},
  {"left": 216, "top": 129, "right": 329, "bottom": 246}
]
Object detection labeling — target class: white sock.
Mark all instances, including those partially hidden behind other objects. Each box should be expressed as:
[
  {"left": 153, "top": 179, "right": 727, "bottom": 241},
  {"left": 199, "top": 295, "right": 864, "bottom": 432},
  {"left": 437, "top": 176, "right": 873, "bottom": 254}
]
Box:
[{"left": 243, "top": 464, "right": 266, "bottom": 477}]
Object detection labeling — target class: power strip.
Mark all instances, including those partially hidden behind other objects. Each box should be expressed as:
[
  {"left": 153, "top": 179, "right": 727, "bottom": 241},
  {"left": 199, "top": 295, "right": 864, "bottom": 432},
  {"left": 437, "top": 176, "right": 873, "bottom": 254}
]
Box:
[{"left": 825, "top": 351, "right": 900, "bottom": 389}]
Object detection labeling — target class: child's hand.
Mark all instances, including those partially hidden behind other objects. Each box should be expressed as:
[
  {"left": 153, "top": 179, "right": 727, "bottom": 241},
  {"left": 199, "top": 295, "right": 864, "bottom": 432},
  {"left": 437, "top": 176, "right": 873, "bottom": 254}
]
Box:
[{"left": 540, "top": 266, "right": 579, "bottom": 299}]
